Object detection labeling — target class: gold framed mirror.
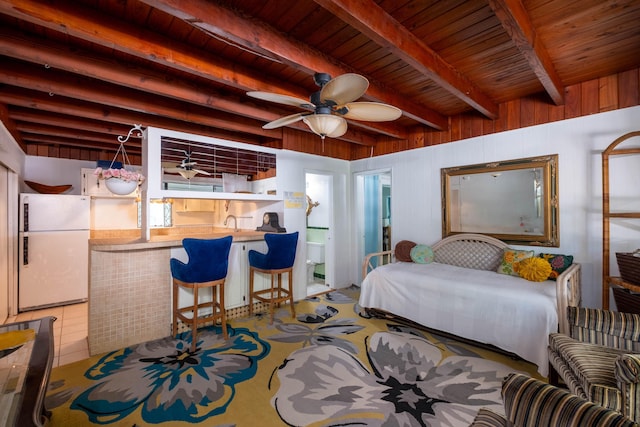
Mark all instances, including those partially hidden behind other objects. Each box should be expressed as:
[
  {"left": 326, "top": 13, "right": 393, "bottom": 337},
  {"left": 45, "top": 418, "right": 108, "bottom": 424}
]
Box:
[{"left": 441, "top": 154, "right": 559, "bottom": 246}]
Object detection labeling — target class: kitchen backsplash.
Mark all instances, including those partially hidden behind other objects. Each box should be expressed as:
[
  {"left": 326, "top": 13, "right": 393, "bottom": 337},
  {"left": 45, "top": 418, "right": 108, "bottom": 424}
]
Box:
[{"left": 91, "top": 197, "right": 285, "bottom": 234}]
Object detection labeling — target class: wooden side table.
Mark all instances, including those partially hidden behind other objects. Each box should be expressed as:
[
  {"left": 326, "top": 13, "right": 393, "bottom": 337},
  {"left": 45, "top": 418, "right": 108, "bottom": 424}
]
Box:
[{"left": 0, "top": 316, "right": 56, "bottom": 427}]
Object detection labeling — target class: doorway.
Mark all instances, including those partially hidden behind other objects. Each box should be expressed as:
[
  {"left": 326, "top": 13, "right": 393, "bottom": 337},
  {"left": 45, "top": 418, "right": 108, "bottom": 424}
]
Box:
[
  {"left": 355, "top": 169, "right": 391, "bottom": 284},
  {"left": 305, "top": 172, "right": 333, "bottom": 296}
]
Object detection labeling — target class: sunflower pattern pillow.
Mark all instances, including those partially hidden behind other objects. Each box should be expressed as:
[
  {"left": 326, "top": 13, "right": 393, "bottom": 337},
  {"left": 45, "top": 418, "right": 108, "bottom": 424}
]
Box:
[
  {"left": 518, "top": 257, "right": 553, "bottom": 282},
  {"left": 496, "top": 248, "right": 535, "bottom": 277}
]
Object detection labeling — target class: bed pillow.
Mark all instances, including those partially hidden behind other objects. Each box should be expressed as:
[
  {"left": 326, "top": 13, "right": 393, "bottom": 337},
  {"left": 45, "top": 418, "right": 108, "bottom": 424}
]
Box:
[
  {"left": 395, "top": 240, "right": 417, "bottom": 262},
  {"left": 538, "top": 253, "right": 574, "bottom": 280},
  {"left": 410, "top": 244, "right": 434, "bottom": 264},
  {"left": 518, "top": 257, "right": 553, "bottom": 282},
  {"left": 496, "top": 248, "right": 535, "bottom": 277}
]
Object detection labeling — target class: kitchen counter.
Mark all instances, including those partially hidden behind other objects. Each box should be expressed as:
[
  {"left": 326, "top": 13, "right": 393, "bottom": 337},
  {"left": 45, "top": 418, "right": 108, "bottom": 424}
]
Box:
[
  {"left": 90, "top": 229, "right": 267, "bottom": 251},
  {"left": 88, "top": 228, "right": 268, "bottom": 355}
]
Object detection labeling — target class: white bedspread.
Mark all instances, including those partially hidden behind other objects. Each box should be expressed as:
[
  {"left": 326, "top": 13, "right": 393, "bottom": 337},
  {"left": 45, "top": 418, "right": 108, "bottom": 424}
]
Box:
[{"left": 359, "top": 261, "right": 557, "bottom": 376}]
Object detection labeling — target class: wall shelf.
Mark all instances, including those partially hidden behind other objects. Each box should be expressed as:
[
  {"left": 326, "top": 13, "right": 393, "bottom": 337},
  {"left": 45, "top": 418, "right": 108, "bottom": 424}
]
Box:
[{"left": 602, "top": 131, "right": 640, "bottom": 310}]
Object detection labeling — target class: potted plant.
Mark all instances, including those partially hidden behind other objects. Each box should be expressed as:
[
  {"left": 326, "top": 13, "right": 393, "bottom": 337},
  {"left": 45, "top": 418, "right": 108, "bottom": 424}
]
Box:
[{"left": 94, "top": 167, "right": 145, "bottom": 195}]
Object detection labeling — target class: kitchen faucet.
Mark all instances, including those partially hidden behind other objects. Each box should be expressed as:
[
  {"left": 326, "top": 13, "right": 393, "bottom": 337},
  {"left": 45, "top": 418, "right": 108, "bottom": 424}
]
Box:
[{"left": 224, "top": 214, "right": 238, "bottom": 232}]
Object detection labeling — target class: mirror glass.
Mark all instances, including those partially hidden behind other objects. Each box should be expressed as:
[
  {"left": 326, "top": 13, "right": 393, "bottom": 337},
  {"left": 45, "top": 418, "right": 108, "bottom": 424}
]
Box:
[
  {"left": 160, "top": 135, "right": 276, "bottom": 194},
  {"left": 441, "top": 155, "right": 558, "bottom": 246}
]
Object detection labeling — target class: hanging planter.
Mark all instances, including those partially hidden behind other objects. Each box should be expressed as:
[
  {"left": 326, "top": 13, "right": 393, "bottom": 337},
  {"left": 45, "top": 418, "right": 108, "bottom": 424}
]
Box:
[
  {"left": 104, "top": 176, "right": 139, "bottom": 195},
  {"left": 94, "top": 125, "right": 145, "bottom": 196}
]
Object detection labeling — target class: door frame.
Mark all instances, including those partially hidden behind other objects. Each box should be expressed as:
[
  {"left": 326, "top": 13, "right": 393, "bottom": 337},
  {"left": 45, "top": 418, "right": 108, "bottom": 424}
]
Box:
[
  {"left": 353, "top": 168, "right": 392, "bottom": 285},
  {"left": 304, "top": 170, "right": 334, "bottom": 290}
]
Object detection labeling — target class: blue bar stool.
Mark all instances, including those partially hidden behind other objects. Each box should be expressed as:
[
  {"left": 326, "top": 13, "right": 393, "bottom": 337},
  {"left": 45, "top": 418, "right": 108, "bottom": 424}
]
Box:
[
  {"left": 171, "top": 236, "right": 232, "bottom": 351},
  {"left": 248, "top": 232, "right": 298, "bottom": 323}
]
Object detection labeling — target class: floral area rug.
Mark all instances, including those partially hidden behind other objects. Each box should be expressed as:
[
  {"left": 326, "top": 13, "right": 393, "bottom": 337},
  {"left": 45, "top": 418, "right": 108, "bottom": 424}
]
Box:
[{"left": 46, "top": 287, "right": 539, "bottom": 426}]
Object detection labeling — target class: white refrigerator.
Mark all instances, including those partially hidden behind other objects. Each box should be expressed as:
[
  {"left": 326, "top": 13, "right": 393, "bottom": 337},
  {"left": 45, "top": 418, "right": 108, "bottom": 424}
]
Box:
[{"left": 18, "top": 193, "right": 90, "bottom": 311}]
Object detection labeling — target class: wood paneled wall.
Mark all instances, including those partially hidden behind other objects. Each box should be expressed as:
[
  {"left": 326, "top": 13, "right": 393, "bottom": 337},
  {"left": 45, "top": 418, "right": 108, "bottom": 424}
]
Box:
[
  {"left": 26, "top": 143, "right": 143, "bottom": 166},
  {"left": 355, "top": 67, "right": 640, "bottom": 159}
]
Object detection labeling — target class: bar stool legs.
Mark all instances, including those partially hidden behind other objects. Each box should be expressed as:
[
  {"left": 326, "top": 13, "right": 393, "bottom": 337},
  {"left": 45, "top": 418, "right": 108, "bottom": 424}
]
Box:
[
  {"left": 173, "top": 277, "right": 228, "bottom": 352},
  {"left": 248, "top": 266, "right": 295, "bottom": 323}
]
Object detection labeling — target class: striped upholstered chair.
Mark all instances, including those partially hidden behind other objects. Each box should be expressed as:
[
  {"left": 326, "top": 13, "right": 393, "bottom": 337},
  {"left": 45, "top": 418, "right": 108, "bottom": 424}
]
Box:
[
  {"left": 470, "top": 373, "right": 638, "bottom": 427},
  {"left": 548, "top": 307, "right": 640, "bottom": 423}
]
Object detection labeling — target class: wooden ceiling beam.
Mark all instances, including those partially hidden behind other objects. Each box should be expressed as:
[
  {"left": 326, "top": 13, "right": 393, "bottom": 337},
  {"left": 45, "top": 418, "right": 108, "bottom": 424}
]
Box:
[
  {"left": 0, "top": 84, "right": 377, "bottom": 147},
  {"left": 137, "top": 0, "right": 446, "bottom": 130},
  {"left": 0, "top": 87, "right": 268, "bottom": 147},
  {"left": 0, "top": 0, "right": 402, "bottom": 141},
  {"left": 15, "top": 121, "right": 126, "bottom": 144},
  {"left": 0, "top": 0, "right": 300, "bottom": 96},
  {"left": 0, "top": 60, "right": 282, "bottom": 138},
  {"left": 488, "top": 0, "right": 564, "bottom": 105},
  {"left": 0, "top": 27, "right": 287, "bottom": 130},
  {"left": 314, "top": 0, "right": 499, "bottom": 119},
  {"left": 9, "top": 107, "right": 138, "bottom": 138},
  {"left": 20, "top": 133, "right": 141, "bottom": 154}
]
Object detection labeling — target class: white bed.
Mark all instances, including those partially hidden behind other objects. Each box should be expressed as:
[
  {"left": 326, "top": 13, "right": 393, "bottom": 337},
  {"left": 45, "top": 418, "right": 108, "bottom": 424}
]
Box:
[{"left": 359, "top": 233, "right": 582, "bottom": 377}]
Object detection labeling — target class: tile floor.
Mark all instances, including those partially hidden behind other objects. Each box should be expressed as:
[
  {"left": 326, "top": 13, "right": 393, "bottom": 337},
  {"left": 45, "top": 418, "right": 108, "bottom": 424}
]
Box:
[
  {"left": 3, "top": 302, "right": 89, "bottom": 368},
  {"left": 307, "top": 282, "right": 331, "bottom": 296}
]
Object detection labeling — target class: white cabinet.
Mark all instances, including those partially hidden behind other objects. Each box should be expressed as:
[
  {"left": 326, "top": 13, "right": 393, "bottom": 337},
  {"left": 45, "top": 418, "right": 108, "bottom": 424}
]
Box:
[
  {"left": 81, "top": 168, "right": 138, "bottom": 198},
  {"left": 225, "top": 240, "right": 269, "bottom": 308},
  {"left": 174, "top": 199, "right": 216, "bottom": 212},
  {"left": 225, "top": 242, "right": 247, "bottom": 308}
]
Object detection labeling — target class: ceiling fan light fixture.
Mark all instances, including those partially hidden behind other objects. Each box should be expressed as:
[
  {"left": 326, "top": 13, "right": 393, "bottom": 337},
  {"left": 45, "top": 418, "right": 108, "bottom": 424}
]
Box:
[
  {"left": 303, "top": 114, "right": 347, "bottom": 139},
  {"left": 178, "top": 169, "right": 198, "bottom": 179}
]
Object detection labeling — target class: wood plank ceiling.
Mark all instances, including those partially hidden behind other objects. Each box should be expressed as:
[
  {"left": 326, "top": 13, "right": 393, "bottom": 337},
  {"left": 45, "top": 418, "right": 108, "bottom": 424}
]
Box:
[{"left": 0, "top": 0, "right": 639, "bottom": 170}]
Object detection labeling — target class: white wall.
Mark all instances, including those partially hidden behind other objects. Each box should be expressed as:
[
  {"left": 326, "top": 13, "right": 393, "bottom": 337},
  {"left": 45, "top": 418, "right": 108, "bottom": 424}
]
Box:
[
  {"left": 0, "top": 122, "right": 25, "bottom": 176},
  {"left": 23, "top": 156, "right": 94, "bottom": 195},
  {"left": 351, "top": 105, "right": 640, "bottom": 309},
  {"left": 0, "top": 123, "right": 24, "bottom": 317},
  {"left": 277, "top": 150, "right": 350, "bottom": 300}
]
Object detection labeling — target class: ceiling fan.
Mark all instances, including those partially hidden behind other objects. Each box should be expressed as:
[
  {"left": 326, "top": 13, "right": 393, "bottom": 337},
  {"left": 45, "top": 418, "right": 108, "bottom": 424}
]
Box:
[
  {"left": 162, "top": 150, "right": 212, "bottom": 180},
  {"left": 247, "top": 73, "right": 402, "bottom": 139}
]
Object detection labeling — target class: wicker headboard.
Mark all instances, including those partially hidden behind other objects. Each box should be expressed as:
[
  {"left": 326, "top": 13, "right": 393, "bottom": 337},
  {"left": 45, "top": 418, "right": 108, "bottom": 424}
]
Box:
[
  {"left": 432, "top": 233, "right": 508, "bottom": 271},
  {"left": 361, "top": 233, "right": 509, "bottom": 279}
]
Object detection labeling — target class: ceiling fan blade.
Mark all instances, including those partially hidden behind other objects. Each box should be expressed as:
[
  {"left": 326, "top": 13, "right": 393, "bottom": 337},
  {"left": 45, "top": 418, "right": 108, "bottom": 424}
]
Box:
[
  {"left": 247, "top": 91, "right": 314, "bottom": 109},
  {"left": 194, "top": 169, "right": 212, "bottom": 176},
  {"left": 340, "top": 102, "right": 402, "bottom": 121},
  {"left": 263, "top": 112, "right": 305, "bottom": 129},
  {"left": 320, "top": 73, "right": 369, "bottom": 105}
]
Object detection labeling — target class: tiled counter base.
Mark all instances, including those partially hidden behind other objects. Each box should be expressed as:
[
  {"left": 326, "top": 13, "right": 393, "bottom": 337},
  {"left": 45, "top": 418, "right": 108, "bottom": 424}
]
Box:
[{"left": 89, "top": 247, "right": 171, "bottom": 355}]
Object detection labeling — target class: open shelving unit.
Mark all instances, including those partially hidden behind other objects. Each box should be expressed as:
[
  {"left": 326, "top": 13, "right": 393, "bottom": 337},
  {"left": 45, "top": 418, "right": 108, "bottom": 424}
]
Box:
[{"left": 602, "top": 131, "right": 640, "bottom": 310}]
